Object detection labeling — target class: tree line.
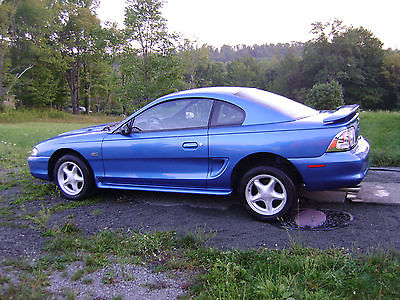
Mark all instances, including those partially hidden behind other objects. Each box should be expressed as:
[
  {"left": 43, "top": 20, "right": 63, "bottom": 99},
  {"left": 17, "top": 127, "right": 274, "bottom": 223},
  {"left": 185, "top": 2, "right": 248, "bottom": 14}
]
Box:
[{"left": 1, "top": 0, "right": 399, "bottom": 114}]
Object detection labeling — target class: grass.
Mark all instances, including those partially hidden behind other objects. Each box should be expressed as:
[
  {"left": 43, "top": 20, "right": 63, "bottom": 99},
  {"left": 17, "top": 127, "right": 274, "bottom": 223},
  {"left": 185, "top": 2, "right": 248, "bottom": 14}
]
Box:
[
  {"left": 0, "top": 108, "right": 120, "bottom": 124},
  {"left": 360, "top": 111, "right": 400, "bottom": 166},
  {"left": 1, "top": 210, "right": 400, "bottom": 299},
  {"left": 0, "top": 122, "right": 97, "bottom": 170},
  {"left": 3, "top": 224, "right": 400, "bottom": 299}
]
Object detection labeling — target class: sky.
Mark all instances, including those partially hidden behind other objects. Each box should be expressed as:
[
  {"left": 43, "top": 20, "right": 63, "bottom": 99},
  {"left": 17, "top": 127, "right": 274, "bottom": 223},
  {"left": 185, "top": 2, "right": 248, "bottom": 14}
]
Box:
[{"left": 97, "top": 0, "right": 399, "bottom": 49}]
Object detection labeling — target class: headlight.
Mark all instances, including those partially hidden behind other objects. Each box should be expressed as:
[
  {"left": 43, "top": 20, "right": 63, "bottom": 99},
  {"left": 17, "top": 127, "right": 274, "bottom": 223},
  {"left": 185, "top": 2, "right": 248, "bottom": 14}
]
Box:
[
  {"left": 326, "top": 127, "right": 356, "bottom": 152},
  {"left": 31, "top": 147, "right": 39, "bottom": 157}
]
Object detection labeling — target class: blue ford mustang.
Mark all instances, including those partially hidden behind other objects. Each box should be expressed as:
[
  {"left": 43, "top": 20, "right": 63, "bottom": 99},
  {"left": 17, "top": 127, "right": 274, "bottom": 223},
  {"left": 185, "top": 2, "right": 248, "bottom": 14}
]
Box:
[{"left": 28, "top": 87, "right": 369, "bottom": 221}]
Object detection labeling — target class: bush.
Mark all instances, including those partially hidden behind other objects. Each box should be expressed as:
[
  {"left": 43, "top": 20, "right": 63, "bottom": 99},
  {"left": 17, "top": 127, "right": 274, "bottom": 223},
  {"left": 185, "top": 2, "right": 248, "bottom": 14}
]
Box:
[{"left": 306, "top": 80, "right": 344, "bottom": 110}]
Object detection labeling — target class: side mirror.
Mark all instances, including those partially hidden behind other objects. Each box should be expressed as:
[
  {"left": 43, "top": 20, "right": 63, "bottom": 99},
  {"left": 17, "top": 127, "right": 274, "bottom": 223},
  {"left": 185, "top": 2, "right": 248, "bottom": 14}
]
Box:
[{"left": 120, "top": 123, "right": 132, "bottom": 136}]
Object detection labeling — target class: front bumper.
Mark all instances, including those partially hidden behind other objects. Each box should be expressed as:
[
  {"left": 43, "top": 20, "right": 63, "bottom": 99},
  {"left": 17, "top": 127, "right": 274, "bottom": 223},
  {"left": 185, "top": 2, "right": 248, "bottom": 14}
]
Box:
[
  {"left": 27, "top": 156, "right": 50, "bottom": 180},
  {"left": 290, "top": 136, "right": 370, "bottom": 191}
]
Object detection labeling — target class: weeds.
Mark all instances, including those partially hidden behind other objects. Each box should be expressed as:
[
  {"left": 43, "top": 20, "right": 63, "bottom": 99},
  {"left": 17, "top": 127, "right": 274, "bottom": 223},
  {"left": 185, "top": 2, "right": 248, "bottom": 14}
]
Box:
[
  {"left": 190, "top": 246, "right": 400, "bottom": 299},
  {"left": 179, "top": 225, "right": 217, "bottom": 249},
  {"left": 82, "top": 278, "right": 93, "bottom": 285},
  {"left": 102, "top": 270, "right": 116, "bottom": 285},
  {"left": 71, "top": 269, "right": 85, "bottom": 281},
  {"left": 24, "top": 205, "right": 52, "bottom": 231}
]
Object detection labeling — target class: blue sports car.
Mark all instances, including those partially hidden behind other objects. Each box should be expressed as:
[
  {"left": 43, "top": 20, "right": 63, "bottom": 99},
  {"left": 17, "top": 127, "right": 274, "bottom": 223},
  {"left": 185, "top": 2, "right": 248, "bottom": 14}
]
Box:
[{"left": 28, "top": 87, "right": 369, "bottom": 221}]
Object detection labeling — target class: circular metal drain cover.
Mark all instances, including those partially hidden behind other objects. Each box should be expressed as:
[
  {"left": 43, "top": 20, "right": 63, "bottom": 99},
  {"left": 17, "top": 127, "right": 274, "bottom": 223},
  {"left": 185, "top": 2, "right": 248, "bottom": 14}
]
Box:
[{"left": 277, "top": 208, "right": 354, "bottom": 231}]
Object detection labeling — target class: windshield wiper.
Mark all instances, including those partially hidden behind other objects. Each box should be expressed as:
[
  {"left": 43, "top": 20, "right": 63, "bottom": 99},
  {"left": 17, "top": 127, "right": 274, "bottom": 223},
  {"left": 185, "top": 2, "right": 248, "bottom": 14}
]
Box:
[{"left": 102, "top": 122, "right": 119, "bottom": 131}]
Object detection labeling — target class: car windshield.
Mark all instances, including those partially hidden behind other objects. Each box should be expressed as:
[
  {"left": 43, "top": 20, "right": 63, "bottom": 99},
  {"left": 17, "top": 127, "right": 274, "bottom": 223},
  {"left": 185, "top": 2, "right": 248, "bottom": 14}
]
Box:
[{"left": 236, "top": 88, "right": 317, "bottom": 120}]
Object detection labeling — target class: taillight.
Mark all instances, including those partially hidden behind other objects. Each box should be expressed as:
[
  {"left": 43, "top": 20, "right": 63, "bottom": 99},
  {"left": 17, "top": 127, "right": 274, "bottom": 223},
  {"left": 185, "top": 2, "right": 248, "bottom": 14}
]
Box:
[{"left": 326, "top": 127, "right": 356, "bottom": 152}]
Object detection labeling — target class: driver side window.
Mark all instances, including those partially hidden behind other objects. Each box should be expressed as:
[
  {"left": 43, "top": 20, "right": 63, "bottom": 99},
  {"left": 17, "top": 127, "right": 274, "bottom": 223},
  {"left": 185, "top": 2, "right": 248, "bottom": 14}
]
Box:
[{"left": 133, "top": 98, "right": 213, "bottom": 132}]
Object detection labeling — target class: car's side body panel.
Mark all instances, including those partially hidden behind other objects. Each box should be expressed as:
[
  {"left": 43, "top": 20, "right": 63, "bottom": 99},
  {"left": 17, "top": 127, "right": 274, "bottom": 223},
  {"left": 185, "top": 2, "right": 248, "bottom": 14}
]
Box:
[
  {"left": 28, "top": 131, "right": 105, "bottom": 181},
  {"left": 206, "top": 118, "right": 365, "bottom": 192},
  {"left": 100, "top": 128, "right": 209, "bottom": 189}
]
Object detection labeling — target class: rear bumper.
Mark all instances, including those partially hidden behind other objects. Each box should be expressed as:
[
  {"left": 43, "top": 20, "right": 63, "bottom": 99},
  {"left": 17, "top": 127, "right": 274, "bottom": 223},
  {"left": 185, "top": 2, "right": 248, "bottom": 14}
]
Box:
[
  {"left": 290, "top": 136, "right": 370, "bottom": 191},
  {"left": 27, "top": 156, "right": 50, "bottom": 180}
]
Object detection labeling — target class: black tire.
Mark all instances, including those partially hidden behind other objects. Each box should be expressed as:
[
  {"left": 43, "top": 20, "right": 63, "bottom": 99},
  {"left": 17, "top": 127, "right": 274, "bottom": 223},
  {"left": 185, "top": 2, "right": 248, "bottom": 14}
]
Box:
[
  {"left": 239, "top": 166, "right": 296, "bottom": 221},
  {"left": 54, "top": 154, "right": 94, "bottom": 200}
]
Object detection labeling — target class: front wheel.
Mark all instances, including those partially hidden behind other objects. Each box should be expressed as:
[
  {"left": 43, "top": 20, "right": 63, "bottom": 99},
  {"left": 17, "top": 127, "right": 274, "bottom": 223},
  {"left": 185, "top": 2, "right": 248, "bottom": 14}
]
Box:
[
  {"left": 239, "top": 166, "right": 296, "bottom": 221},
  {"left": 54, "top": 155, "right": 94, "bottom": 200}
]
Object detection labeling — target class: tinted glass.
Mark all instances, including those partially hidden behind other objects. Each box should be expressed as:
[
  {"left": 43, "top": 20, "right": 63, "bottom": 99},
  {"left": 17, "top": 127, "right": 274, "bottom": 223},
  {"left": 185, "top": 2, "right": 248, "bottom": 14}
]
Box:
[
  {"left": 133, "top": 99, "right": 213, "bottom": 131},
  {"left": 211, "top": 101, "right": 245, "bottom": 127}
]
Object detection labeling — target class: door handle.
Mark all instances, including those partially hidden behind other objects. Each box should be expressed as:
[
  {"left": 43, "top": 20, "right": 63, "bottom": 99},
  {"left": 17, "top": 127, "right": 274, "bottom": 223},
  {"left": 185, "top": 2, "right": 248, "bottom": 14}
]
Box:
[{"left": 182, "top": 142, "right": 198, "bottom": 149}]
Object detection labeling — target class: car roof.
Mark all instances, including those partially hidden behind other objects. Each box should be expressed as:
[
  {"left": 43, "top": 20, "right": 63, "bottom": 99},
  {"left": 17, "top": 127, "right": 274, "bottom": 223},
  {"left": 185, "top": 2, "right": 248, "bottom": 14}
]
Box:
[
  {"left": 131, "top": 87, "right": 316, "bottom": 126},
  {"left": 168, "top": 86, "right": 243, "bottom": 97}
]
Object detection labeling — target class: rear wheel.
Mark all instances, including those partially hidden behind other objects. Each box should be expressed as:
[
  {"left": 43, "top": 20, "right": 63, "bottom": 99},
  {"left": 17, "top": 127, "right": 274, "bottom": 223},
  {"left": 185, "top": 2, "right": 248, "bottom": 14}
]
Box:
[
  {"left": 239, "top": 166, "right": 296, "bottom": 221},
  {"left": 54, "top": 155, "right": 94, "bottom": 200}
]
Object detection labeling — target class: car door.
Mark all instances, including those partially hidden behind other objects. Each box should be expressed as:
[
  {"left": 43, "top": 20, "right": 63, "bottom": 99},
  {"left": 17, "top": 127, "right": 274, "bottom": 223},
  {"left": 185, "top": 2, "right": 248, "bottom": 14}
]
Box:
[
  {"left": 101, "top": 98, "right": 214, "bottom": 190},
  {"left": 207, "top": 101, "right": 246, "bottom": 191}
]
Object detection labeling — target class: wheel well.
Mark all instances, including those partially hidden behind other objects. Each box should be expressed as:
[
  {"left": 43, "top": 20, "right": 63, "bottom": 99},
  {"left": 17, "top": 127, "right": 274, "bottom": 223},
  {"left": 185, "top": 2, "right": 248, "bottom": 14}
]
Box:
[
  {"left": 231, "top": 153, "right": 303, "bottom": 192},
  {"left": 48, "top": 149, "right": 93, "bottom": 181}
]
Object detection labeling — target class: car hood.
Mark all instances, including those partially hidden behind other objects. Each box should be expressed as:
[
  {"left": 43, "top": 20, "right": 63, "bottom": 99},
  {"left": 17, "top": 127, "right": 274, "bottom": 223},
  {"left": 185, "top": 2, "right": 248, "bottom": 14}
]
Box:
[
  {"left": 34, "top": 123, "right": 117, "bottom": 154},
  {"left": 34, "top": 122, "right": 119, "bottom": 148},
  {"left": 56, "top": 122, "right": 118, "bottom": 137}
]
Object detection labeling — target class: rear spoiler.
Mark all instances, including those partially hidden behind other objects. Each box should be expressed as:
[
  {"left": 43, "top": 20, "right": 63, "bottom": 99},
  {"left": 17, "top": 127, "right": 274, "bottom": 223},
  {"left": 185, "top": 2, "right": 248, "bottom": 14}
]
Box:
[{"left": 323, "top": 104, "right": 359, "bottom": 125}]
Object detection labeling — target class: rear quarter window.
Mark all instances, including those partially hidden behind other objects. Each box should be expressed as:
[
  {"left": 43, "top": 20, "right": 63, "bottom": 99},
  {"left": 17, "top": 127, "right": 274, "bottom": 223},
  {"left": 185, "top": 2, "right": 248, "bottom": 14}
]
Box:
[{"left": 210, "top": 101, "right": 245, "bottom": 127}]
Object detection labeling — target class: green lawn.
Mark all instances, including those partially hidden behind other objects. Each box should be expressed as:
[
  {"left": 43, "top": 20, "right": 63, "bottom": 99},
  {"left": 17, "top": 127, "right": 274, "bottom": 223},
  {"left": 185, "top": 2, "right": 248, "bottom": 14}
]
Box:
[
  {"left": 0, "top": 122, "right": 98, "bottom": 170},
  {"left": 360, "top": 111, "right": 400, "bottom": 166}
]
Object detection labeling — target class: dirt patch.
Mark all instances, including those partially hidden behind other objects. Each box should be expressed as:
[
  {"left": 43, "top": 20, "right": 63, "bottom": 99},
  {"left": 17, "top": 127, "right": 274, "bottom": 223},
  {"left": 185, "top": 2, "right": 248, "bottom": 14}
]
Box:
[{"left": 47, "top": 262, "right": 188, "bottom": 299}]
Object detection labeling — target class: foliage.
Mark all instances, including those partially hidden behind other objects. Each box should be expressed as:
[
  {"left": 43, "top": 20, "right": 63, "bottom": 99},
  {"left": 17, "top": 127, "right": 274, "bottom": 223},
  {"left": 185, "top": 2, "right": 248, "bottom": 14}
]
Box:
[
  {"left": 381, "top": 52, "right": 400, "bottom": 109},
  {"left": 306, "top": 80, "right": 344, "bottom": 110},
  {"left": 2, "top": 223, "right": 400, "bottom": 299},
  {"left": 191, "top": 246, "right": 400, "bottom": 299},
  {"left": 207, "top": 43, "right": 304, "bottom": 63},
  {"left": 302, "top": 20, "right": 385, "bottom": 109},
  {"left": 0, "top": 0, "right": 399, "bottom": 113},
  {"left": 271, "top": 53, "right": 304, "bottom": 101},
  {"left": 122, "top": 0, "right": 183, "bottom": 108}
]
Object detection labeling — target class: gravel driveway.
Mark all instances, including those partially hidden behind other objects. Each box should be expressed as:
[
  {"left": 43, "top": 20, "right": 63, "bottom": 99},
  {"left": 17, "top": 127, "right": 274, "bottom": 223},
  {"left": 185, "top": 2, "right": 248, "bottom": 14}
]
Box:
[{"left": 2, "top": 170, "right": 399, "bottom": 257}]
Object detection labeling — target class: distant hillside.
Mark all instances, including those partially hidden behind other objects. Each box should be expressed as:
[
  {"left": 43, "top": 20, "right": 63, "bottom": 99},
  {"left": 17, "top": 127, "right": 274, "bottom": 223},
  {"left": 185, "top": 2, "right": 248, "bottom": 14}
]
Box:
[{"left": 208, "top": 42, "right": 304, "bottom": 62}]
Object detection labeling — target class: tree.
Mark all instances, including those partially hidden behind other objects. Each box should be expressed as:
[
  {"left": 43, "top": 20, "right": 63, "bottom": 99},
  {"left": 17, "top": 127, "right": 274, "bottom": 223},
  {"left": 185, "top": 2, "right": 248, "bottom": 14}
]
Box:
[
  {"left": 306, "top": 80, "right": 344, "bottom": 110},
  {"left": 381, "top": 52, "right": 400, "bottom": 109},
  {"left": 0, "top": 0, "right": 15, "bottom": 101},
  {"left": 1, "top": 0, "right": 65, "bottom": 108},
  {"left": 53, "top": 0, "right": 102, "bottom": 113},
  {"left": 180, "top": 41, "right": 209, "bottom": 88},
  {"left": 179, "top": 42, "right": 229, "bottom": 89},
  {"left": 227, "top": 56, "right": 258, "bottom": 87},
  {"left": 90, "top": 23, "right": 125, "bottom": 113},
  {"left": 333, "top": 27, "right": 384, "bottom": 108},
  {"left": 271, "top": 53, "right": 303, "bottom": 101},
  {"left": 123, "top": 0, "right": 182, "bottom": 105},
  {"left": 302, "top": 20, "right": 385, "bottom": 109}
]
